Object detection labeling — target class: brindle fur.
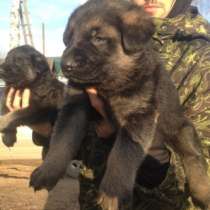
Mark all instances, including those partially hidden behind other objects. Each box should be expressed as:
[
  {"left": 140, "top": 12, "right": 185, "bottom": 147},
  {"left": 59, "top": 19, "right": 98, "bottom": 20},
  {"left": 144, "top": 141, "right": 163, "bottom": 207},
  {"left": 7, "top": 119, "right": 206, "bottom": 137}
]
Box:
[{"left": 30, "top": 0, "right": 210, "bottom": 209}]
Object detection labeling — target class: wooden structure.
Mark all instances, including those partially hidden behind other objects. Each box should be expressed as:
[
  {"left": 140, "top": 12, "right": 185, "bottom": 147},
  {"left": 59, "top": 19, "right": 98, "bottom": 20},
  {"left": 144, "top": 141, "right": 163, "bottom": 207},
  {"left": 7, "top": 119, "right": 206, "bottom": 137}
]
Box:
[{"left": 9, "top": 0, "right": 34, "bottom": 49}]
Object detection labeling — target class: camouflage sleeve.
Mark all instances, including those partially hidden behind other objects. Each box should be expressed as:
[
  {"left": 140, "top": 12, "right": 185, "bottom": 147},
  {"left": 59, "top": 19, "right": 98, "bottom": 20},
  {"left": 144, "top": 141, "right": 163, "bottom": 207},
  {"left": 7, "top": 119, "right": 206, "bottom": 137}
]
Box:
[{"left": 184, "top": 46, "right": 210, "bottom": 147}]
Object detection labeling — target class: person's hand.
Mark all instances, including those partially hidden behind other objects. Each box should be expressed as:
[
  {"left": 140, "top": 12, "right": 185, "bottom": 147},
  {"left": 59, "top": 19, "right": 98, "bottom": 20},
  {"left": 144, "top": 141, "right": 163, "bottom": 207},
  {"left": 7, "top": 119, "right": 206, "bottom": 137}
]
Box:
[
  {"left": 6, "top": 87, "right": 30, "bottom": 111},
  {"left": 86, "top": 87, "right": 114, "bottom": 138},
  {"left": 5, "top": 87, "right": 52, "bottom": 137}
]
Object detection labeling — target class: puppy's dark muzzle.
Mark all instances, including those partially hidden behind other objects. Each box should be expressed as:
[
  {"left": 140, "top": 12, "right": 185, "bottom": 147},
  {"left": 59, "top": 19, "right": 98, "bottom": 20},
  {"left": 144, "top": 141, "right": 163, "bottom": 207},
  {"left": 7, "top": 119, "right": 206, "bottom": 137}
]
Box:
[
  {"left": 61, "top": 59, "right": 78, "bottom": 73},
  {"left": 61, "top": 48, "right": 88, "bottom": 77}
]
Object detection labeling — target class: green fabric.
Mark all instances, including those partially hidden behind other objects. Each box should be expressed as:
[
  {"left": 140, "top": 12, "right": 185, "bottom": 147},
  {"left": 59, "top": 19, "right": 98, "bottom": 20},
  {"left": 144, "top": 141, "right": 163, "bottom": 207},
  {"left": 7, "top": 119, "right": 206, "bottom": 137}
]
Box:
[
  {"left": 149, "top": 9, "right": 210, "bottom": 209},
  {"left": 153, "top": 7, "right": 210, "bottom": 155}
]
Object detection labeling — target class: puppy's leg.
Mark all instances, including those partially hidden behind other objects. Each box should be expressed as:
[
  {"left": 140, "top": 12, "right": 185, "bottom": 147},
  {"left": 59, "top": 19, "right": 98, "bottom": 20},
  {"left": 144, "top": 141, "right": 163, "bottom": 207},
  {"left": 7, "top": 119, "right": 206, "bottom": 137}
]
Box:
[
  {"left": 2, "top": 128, "right": 17, "bottom": 147},
  {"left": 32, "top": 131, "right": 50, "bottom": 147},
  {"left": 30, "top": 93, "right": 91, "bottom": 191},
  {"left": 171, "top": 122, "right": 210, "bottom": 209},
  {"left": 99, "top": 113, "right": 158, "bottom": 210},
  {"left": 99, "top": 129, "right": 142, "bottom": 210},
  {"left": 43, "top": 160, "right": 82, "bottom": 210},
  {"left": 41, "top": 146, "right": 49, "bottom": 160},
  {"left": 0, "top": 106, "right": 55, "bottom": 131}
]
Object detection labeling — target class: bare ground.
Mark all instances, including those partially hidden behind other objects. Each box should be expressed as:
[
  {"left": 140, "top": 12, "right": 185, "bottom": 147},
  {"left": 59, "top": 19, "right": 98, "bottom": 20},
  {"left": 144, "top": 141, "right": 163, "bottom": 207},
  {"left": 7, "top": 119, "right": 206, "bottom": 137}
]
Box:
[
  {"left": 0, "top": 127, "right": 48, "bottom": 210},
  {"left": 0, "top": 159, "right": 47, "bottom": 210},
  {"left": 0, "top": 127, "right": 209, "bottom": 210}
]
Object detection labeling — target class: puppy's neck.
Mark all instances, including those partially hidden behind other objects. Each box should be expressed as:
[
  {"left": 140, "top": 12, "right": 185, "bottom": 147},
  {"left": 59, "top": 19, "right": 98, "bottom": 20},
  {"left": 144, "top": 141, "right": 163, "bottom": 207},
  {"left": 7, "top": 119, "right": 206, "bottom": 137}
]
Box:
[{"left": 30, "top": 73, "right": 60, "bottom": 97}]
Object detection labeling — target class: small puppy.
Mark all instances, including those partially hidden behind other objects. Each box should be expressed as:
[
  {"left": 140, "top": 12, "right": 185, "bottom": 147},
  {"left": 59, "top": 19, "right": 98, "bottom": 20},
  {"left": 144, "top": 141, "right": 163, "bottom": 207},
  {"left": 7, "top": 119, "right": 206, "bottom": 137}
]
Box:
[
  {"left": 0, "top": 45, "right": 65, "bottom": 147},
  {"left": 43, "top": 160, "right": 83, "bottom": 210}
]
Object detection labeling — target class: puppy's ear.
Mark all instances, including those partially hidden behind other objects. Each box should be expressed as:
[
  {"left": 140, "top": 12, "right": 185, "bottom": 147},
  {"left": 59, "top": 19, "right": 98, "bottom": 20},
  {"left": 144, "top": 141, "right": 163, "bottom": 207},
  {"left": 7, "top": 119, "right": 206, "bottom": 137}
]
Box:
[
  {"left": 63, "top": 19, "right": 71, "bottom": 46},
  {"left": 120, "top": 5, "right": 155, "bottom": 53}
]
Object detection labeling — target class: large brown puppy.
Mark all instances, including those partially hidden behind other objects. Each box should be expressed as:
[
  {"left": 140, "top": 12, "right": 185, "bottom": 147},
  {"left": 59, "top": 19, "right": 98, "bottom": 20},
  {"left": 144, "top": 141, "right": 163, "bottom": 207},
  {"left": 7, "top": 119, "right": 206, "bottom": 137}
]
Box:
[{"left": 60, "top": 0, "right": 210, "bottom": 209}]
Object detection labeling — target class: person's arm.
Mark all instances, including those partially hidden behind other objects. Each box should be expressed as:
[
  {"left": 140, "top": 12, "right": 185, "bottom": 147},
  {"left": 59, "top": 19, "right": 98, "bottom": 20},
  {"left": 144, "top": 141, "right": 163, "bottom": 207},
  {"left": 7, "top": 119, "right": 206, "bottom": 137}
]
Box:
[
  {"left": 5, "top": 86, "right": 114, "bottom": 139},
  {"left": 182, "top": 48, "right": 210, "bottom": 148},
  {"left": 86, "top": 87, "right": 115, "bottom": 138}
]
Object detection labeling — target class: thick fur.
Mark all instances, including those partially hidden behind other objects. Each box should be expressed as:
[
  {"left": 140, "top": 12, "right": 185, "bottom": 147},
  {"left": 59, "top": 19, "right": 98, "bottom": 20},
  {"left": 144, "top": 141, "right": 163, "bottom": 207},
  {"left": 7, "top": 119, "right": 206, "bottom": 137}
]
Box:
[
  {"left": 61, "top": 0, "right": 210, "bottom": 209},
  {"left": 30, "top": 88, "right": 92, "bottom": 190},
  {"left": 43, "top": 160, "right": 82, "bottom": 210},
  {"left": 0, "top": 45, "right": 65, "bottom": 147},
  {"left": 30, "top": 0, "right": 210, "bottom": 209}
]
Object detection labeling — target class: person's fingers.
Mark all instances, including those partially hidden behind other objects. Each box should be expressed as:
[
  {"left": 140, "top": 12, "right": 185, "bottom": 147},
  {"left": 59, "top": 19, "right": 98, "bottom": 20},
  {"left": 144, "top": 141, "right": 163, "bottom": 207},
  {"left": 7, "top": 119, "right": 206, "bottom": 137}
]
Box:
[
  {"left": 86, "top": 87, "right": 98, "bottom": 95},
  {"left": 22, "top": 88, "right": 31, "bottom": 108},
  {"left": 86, "top": 87, "right": 107, "bottom": 118},
  {"left": 6, "top": 87, "right": 16, "bottom": 111},
  {"left": 12, "top": 89, "right": 22, "bottom": 110},
  {"left": 96, "top": 120, "right": 114, "bottom": 138},
  {"left": 91, "top": 96, "right": 106, "bottom": 118}
]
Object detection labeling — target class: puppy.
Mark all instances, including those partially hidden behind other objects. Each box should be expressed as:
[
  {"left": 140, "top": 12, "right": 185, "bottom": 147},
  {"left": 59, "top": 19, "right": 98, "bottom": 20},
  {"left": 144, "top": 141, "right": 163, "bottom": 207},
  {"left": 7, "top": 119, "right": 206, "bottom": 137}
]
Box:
[
  {"left": 0, "top": 45, "right": 65, "bottom": 148},
  {"left": 30, "top": 1, "right": 210, "bottom": 210},
  {"left": 0, "top": 45, "right": 92, "bottom": 188},
  {"left": 43, "top": 160, "right": 83, "bottom": 210},
  {"left": 60, "top": 0, "right": 210, "bottom": 209}
]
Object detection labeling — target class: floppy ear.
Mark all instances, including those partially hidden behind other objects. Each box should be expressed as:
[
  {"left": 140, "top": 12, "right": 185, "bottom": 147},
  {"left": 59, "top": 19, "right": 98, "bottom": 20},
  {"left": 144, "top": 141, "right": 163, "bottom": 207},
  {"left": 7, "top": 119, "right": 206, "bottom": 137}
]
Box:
[
  {"left": 63, "top": 17, "right": 71, "bottom": 46},
  {"left": 120, "top": 5, "right": 155, "bottom": 53}
]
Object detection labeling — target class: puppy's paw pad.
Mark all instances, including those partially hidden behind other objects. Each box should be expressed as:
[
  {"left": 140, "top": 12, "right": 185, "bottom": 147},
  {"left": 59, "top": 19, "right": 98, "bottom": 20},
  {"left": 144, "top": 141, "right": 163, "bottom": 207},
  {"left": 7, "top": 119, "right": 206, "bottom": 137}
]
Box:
[
  {"left": 2, "top": 133, "right": 17, "bottom": 147},
  {"left": 30, "top": 163, "right": 63, "bottom": 191},
  {"left": 30, "top": 166, "right": 51, "bottom": 191}
]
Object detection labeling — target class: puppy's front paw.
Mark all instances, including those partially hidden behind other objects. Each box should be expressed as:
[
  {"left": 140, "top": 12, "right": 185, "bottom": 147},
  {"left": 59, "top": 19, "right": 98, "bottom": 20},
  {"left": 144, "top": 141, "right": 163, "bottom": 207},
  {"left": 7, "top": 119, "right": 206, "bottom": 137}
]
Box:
[
  {"left": 2, "top": 132, "right": 17, "bottom": 147},
  {"left": 30, "top": 165, "right": 50, "bottom": 191},
  {"left": 30, "top": 146, "right": 71, "bottom": 191},
  {"left": 29, "top": 162, "right": 64, "bottom": 191},
  {"left": 98, "top": 192, "right": 119, "bottom": 210}
]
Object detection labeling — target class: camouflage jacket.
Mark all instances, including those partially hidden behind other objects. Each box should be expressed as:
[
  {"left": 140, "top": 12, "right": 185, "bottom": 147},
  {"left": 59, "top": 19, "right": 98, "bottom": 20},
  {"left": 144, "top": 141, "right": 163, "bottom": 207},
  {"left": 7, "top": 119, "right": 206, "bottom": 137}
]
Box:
[{"left": 153, "top": 7, "right": 210, "bottom": 150}]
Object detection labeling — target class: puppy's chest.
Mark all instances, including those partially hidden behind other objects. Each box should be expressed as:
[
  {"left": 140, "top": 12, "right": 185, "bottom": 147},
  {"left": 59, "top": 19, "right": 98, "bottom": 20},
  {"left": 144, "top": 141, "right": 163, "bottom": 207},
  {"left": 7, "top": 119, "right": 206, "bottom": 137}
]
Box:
[
  {"left": 30, "top": 88, "right": 63, "bottom": 108},
  {"left": 109, "top": 94, "right": 153, "bottom": 126}
]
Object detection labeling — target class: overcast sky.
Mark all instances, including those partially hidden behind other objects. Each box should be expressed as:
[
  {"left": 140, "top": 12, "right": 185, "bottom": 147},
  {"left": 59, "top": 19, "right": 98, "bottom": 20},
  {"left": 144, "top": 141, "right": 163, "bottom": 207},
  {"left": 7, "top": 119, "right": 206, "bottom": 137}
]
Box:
[{"left": 0, "top": 0, "right": 209, "bottom": 58}]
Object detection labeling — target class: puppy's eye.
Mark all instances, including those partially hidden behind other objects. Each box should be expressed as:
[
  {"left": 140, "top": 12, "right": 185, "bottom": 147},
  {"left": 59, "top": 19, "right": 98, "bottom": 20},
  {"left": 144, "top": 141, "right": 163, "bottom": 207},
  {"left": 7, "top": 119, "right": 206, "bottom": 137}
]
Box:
[
  {"left": 92, "top": 36, "right": 108, "bottom": 45},
  {"left": 15, "top": 57, "right": 23, "bottom": 63},
  {"left": 35, "top": 57, "right": 43, "bottom": 62}
]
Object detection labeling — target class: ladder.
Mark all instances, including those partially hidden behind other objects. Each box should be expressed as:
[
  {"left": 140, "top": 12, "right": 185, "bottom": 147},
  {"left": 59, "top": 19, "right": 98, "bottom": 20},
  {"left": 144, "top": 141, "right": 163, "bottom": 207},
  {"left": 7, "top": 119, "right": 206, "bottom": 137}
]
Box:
[{"left": 9, "top": 0, "right": 34, "bottom": 49}]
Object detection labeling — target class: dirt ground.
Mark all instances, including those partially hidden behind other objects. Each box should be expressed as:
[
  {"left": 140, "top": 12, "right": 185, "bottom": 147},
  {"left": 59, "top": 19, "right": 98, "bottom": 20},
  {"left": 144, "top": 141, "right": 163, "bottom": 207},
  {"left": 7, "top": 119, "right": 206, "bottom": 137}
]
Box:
[
  {"left": 0, "top": 127, "right": 48, "bottom": 210},
  {"left": 0, "top": 159, "right": 47, "bottom": 210},
  {"left": 1, "top": 127, "right": 210, "bottom": 210}
]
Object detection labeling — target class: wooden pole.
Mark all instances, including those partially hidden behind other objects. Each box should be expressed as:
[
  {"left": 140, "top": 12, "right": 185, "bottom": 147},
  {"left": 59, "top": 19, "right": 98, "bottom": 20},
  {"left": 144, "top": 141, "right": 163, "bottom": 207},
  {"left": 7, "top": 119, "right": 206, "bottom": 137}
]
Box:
[{"left": 42, "top": 23, "right": 46, "bottom": 55}]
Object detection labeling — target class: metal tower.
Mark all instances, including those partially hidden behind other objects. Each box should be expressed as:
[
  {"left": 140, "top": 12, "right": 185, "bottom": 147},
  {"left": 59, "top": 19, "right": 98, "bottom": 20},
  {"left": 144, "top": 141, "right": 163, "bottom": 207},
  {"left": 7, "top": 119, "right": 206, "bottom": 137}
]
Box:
[{"left": 9, "top": 0, "right": 34, "bottom": 49}]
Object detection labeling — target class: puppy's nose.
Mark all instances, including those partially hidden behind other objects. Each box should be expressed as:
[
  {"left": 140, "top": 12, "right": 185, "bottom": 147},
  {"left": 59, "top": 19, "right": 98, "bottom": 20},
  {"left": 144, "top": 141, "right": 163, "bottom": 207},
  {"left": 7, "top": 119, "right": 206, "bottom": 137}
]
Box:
[
  {"left": 61, "top": 59, "right": 78, "bottom": 71},
  {"left": 65, "top": 61, "right": 77, "bottom": 71}
]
